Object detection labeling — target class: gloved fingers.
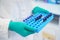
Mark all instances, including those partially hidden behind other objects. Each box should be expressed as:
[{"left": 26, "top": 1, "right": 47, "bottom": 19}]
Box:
[
  {"left": 23, "top": 22, "right": 36, "bottom": 33},
  {"left": 18, "top": 29, "right": 34, "bottom": 37},
  {"left": 32, "top": 7, "right": 49, "bottom": 14}
]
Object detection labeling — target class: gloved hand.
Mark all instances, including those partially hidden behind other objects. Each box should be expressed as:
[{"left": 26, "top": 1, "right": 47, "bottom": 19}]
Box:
[
  {"left": 32, "top": 7, "right": 49, "bottom": 14},
  {"left": 9, "top": 6, "right": 49, "bottom": 37},
  {"left": 9, "top": 21, "right": 35, "bottom": 37}
]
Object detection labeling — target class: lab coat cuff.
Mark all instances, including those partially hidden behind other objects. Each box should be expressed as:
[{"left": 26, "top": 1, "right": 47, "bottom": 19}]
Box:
[{"left": 0, "top": 18, "right": 11, "bottom": 40}]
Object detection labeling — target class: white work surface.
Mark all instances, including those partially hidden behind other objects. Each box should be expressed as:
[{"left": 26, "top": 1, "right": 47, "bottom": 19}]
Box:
[
  {"left": 8, "top": 1, "right": 60, "bottom": 40},
  {"left": 33, "top": 22, "right": 60, "bottom": 40}
]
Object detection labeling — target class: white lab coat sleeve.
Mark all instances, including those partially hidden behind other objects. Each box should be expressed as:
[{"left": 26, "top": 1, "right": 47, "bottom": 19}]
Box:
[{"left": 0, "top": 18, "right": 11, "bottom": 40}]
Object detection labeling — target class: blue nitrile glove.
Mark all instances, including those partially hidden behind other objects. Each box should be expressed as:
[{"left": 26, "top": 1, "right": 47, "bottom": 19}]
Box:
[{"left": 9, "top": 21, "right": 35, "bottom": 37}]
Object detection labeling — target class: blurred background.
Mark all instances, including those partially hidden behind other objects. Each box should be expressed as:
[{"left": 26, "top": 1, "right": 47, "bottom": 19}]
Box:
[{"left": 0, "top": 0, "right": 60, "bottom": 40}]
